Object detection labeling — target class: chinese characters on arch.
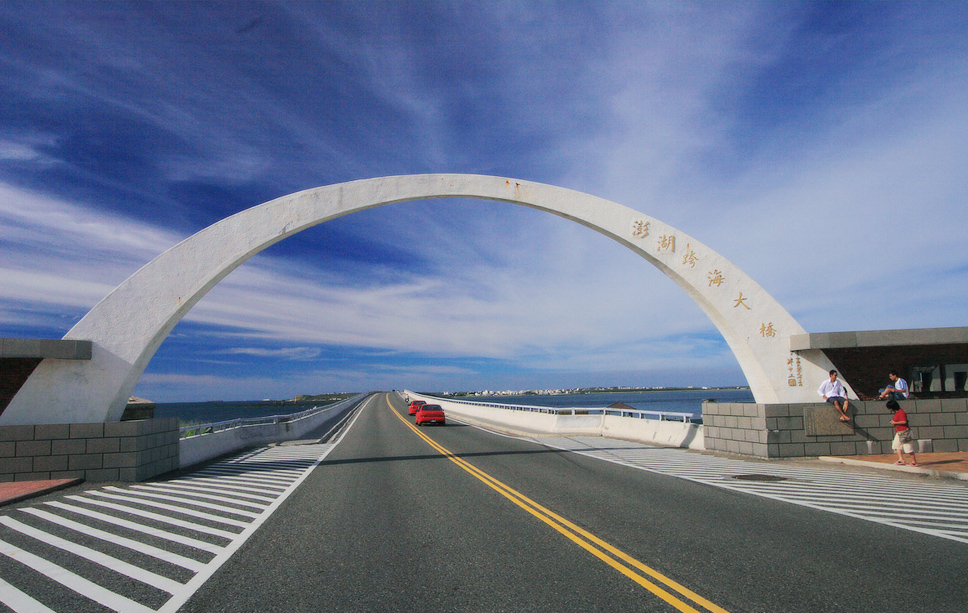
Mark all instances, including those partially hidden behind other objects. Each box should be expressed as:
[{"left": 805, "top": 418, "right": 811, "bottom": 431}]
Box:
[
  {"left": 630, "top": 219, "right": 787, "bottom": 355},
  {"left": 787, "top": 355, "right": 803, "bottom": 387}
]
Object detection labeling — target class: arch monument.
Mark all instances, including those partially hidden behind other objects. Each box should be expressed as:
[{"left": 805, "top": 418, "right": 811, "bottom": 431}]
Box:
[{"left": 2, "top": 174, "right": 843, "bottom": 426}]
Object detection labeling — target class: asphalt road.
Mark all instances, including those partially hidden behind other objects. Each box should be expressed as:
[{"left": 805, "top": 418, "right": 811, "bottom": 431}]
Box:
[{"left": 177, "top": 392, "right": 968, "bottom": 612}]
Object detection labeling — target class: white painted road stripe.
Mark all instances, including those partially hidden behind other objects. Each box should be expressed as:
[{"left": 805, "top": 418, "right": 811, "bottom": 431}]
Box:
[
  {"left": 101, "top": 487, "right": 262, "bottom": 518},
  {"left": 0, "top": 538, "right": 156, "bottom": 613},
  {"left": 85, "top": 491, "right": 251, "bottom": 528},
  {"left": 19, "top": 508, "right": 206, "bottom": 572},
  {"left": 0, "top": 396, "right": 367, "bottom": 613},
  {"left": 64, "top": 495, "right": 239, "bottom": 539},
  {"left": 526, "top": 435, "right": 968, "bottom": 545},
  {"left": 129, "top": 484, "right": 269, "bottom": 509},
  {"left": 177, "top": 474, "right": 288, "bottom": 491},
  {"left": 139, "top": 482, "right": 276, "bottom": 503},
  {"left": 0, "top": 576, "right": 57, "bottom": 613},
  {"left": 0, "top": 516, "right": 184, "bottom": 594},
  {"left": 156, "top": 396, "right": 369, "bottom": 613},
  {"left": 43, "top": 500, "right": 224, "bottom": 554}
]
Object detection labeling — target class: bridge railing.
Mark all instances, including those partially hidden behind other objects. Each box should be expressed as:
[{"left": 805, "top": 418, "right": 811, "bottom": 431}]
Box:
[
  {"left": 427, "top": 396, "right": 700, "bottom": 423},
  {"left": 179, "top": 403, "right": 329, "bottom": 439}
]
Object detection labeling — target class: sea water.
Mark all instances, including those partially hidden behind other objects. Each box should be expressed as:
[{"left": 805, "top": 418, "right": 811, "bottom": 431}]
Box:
[
  {"left": 154, "top": 400, "right": 324, "bottom": 426},
  {"left": 465, "top": 388, "right": 753, "bottom": 419},
  {"left": 155, "top": 389, "right": 752, "bottom": 426}
]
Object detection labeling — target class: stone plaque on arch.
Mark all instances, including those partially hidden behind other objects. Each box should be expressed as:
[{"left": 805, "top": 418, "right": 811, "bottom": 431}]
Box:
[{"left": 803, "top": 404, "right": 854, "bottom": 436}]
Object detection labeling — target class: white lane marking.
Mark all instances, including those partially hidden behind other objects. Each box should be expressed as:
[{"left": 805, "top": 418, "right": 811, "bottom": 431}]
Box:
[
  {"left": 0, "top": 516, "right": 183, "bottom": 594},
  {"left": 194, "top": 463, "right": 304, "bottom": 474},
  {"left": 155, "top": 392, "right": 372, "bottom": 613},
  {"left": 187, "top": 468, "right": 295, "bottom": 483},
  {"left": 128, "top": 484, "right": 269, "bottom": 510},
  {"left": 175, "top": 474, "right": 288, "bottom": 491},
  {"left": 0, "top": 395, "right": 368, "bottom": 613},
  {"left": 101, "top": 487, "right": 262, "bottom": 519},
  {"left": 84, "top": 491, "right": 251, "bottom": 528},
  {"left": 137, "top": 482, "right": 276, "bottom": 503},
  {"left": 0, "top": 538, "right": 155, "bottom": 613},
  {"left": 64, "top": 495, "right": 239, "bottom": 540},
  {"left": 19, "top": 508, "right": 206, "bottom": 572},
  {"left": 0, "top": 576, "right": 57, "bottom": 613},
  {"left": 529, "top": 435, "right": 968, "bottom": 545},
  {"left": 43, "top": 500, "right": 224, "bottom": 554}
]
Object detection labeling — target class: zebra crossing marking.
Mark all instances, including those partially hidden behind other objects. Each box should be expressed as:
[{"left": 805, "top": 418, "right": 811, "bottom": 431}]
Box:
[
  {"left": 530, "top": 435, "right": 968, "bottom": 544},
  {"left": 0, "top": 394, "right": 369, "bottom": 613},
  {"left": 18, "top": 508, "right": 206, "bottom": 572},
  {"left": 0, "top": 538, "right": 157, "bottom": 613},
  {"left": 0, "top": 443, "right": 338, "bottom": 612}
]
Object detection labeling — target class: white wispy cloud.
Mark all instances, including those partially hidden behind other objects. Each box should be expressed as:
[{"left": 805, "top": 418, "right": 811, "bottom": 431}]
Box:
[
  {"left": 224, "top": 346, "right": 321, "bottom": 360},
  {"left": 2, "top": 2, "right": 965, "bottom": 401},
  {"left": 0, "top": 180, "right": 702, "bottom": 366}
]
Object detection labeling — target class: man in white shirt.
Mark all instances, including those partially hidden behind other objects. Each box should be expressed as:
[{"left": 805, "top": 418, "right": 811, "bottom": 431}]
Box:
[
  {"left": 818, "top": 370, "right": 851, "bottom": 422},
  {"left": 878, "top": 370, "right": 910, "bottom": 401}
]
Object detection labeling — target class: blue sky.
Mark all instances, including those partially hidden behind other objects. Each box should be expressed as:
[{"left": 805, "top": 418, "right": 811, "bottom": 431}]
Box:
[{"left": 1, "top": 1, "right": 966, "bottom": 402}]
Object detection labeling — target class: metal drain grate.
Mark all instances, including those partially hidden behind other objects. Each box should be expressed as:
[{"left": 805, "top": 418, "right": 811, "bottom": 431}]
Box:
[{"left": 731, "top": 474, "right": 788, "bottom": 482}]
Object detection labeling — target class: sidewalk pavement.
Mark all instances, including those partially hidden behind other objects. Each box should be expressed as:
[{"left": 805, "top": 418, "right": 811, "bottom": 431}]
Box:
[
  {"left": 0, "top": 478, "right": 83, "bottom": 507},
  {"left": 821, "top": 451, "right": 968, "bottom": 481}
]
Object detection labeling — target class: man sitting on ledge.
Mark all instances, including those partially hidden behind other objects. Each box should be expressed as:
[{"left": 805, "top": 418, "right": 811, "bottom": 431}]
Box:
[
  {"left": 818, "top": 370, "right": 851, "bottom": 422},
  {"left": 878, "top": 370, "right": 910, "bottom": 401}
]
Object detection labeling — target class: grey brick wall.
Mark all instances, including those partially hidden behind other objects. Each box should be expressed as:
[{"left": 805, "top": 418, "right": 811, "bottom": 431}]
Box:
[
  {"left": 0, "top": 417, "right": 178, "bottom": 482},
  {"left": 703, "top": 398, "right": 968, "bottom": 458}
]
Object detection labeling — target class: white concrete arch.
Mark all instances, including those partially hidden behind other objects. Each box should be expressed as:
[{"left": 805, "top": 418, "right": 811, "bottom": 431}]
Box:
[{"left": 3, "top": 174, "right": 839, "bottom": 425}]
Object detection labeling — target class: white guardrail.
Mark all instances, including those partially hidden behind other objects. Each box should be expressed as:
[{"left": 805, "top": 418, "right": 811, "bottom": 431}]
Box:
[
  {"left": 429, "top": 396, "right": 701, "bottom": 423},
  {"left": 405, "top": 391, "right": 705, "bottom": 450},
  {"left": 178, "top": 394, "right": 365, "bottom": 468},
  {"left": 179, "top": 403, "right": 336, "bottom": 438}
]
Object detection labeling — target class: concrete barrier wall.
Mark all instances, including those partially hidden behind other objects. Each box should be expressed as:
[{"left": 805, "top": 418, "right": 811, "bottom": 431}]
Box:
[
  {"left": 601, "top": 415, "right": 704, "bottom": 449},
  {"left": 179, "top": 395, "right": 363, "bottom": 469},
  {"left": 406, "top": 392, "right": 704, "bottom": 450},
  {"left": 409, "top": 396, "right": 560, "bottom": 434}
]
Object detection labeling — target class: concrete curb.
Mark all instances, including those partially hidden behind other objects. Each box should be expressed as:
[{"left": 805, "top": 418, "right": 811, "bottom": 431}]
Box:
[
  {"left": 0, "top": 477, "right": 84, "bottom": 506},
  {"left": 819, "top": 456, "right": 968, "bottom": 481}
]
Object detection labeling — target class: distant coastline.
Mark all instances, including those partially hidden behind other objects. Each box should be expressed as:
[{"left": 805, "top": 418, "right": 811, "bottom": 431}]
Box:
[
  {"left": 156, "top": 387, "right": 752, "bottom": 425},
  {"left": 441, "top": 385, "right": 750, "bottom": 398}
]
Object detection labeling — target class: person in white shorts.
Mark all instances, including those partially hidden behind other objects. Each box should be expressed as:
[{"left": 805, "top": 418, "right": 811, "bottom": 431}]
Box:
[
  {"left": 888, "top": 400, "right": 918, "bottom": 466},
  {"left": 818, "top": 370, "right": 851, "bottom": 422}
]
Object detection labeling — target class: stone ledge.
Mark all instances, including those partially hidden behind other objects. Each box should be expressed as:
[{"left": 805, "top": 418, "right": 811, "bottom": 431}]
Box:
[{"left": 0, "top": 339, "right": 92, "bottom": 359}]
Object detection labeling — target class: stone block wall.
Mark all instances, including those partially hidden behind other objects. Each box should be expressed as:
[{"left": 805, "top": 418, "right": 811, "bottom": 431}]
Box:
[
  {"left": 0, "top": 417, "right": 179, "bottom": 482},
  {"left": 703, "top": 398, "right": 968, "bottom": 458},
  {"left": 701, "top": 401, "right": 771, "bottom": 457}
]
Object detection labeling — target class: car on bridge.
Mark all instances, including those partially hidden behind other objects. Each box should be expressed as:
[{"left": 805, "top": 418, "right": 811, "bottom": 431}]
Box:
[
  {"left": 415, "top": 404, "right": 446, "bottom": 426},
  {"left": 408, "top": 400, "right": 426, "bottom": 415}
]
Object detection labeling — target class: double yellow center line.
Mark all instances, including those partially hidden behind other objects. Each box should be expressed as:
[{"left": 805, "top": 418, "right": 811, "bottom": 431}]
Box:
[{"left": 387, "top": 395, "right": 729, "bottom": 613}]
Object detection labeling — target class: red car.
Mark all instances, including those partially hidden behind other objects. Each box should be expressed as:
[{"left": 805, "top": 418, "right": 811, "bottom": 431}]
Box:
[
  {"left": 415, "top": 404, "right": 446, "bottom": 426},
  {"left": 408, "top": 400, "right": 426, "bottom": 415}
]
